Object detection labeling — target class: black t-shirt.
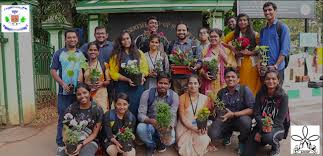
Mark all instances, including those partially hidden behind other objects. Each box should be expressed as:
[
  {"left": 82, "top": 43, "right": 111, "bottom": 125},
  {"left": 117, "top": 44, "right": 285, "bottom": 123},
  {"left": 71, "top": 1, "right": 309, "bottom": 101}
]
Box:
[{"left": 64, "top": 102, "right": 104, "bottom": 141}]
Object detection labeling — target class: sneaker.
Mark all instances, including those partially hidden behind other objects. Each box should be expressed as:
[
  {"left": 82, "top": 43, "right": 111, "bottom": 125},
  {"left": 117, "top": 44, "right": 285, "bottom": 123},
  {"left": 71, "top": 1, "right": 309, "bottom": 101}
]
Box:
[
  {"left": 56, "top": 146, "right": 65, "bottom": 156},
  {"left": 223, "top": 136, "right": 232, "bottom": 146},
  {"left": 156, "top": 143, "right": 166, "bottom": 153},
  {"left": 237, "top": 143, "right": 245, "bottom": 154},
  {"left": 145, "top": 149, "right": 154, "bottom": 156},
  {"left": 270, "top": 146, "right": 280, "bottom": 156}
]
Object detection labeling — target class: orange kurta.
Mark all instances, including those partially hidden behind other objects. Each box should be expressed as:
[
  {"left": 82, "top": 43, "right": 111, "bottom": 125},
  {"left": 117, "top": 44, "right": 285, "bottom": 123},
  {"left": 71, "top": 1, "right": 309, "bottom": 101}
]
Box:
[{"left": 224, "top": 32, "right": 261, "bottom": 96}]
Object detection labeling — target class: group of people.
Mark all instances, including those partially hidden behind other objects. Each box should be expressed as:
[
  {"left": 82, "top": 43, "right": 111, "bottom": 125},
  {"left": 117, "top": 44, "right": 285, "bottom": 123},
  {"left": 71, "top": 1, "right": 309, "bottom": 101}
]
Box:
[{"left": 51, "top": 2, "right": 291, "bottom": 156}]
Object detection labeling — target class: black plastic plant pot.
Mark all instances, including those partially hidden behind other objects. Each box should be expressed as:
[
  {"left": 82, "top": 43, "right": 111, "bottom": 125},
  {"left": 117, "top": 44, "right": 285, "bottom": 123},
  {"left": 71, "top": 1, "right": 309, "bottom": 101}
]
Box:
[
  {"left": 66, "top": 144, "right": 77, "bottom": 155},
  {"left": 196, "top": 119, "right": 207, "bottom": 129},
  {"left": 158, "top": 127, "right": 172, "bottom": 144},
  {"left": 120, "top": 140, "right": 132, "bottom": 152},
  {"left": 129, "top": 73, "right": 142, "bottom": 86},
  {"left": 67, "top": 84, "right": 74, "bottom": 95},
  {"left": 215, "top": 108, "right": 228, "bottom": 121},
  {"left": 208, "top": 70, "right": 218, "bottom": 80}
]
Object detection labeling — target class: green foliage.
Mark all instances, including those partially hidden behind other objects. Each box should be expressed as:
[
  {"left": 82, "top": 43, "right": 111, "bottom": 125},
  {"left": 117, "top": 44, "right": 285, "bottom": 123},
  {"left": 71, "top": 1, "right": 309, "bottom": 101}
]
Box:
[
  {"left": 203, "top": 57, "right": 218, "bottom": 73},
  {"left": 252, "top": 19, "right": 266, "bottom": 32},
  {"left": 196, "top": 107, "right": 210, "bottom": 121},
  {"left": 64, "top": 125, "right": 80, "bottom": 145},
  {"left": 169, "top": 48, "right": 197, "bottom": 67},
  {"left": 214, "top": 97, "right": 225, "bottom": 110},
  {"left": 121, "top": 60, "right": 141, "bottom": 74},
  {"left": 116, "top": 127, "right": 134, "bottom": 142},
  {"left": 5, "top": 16, "right": 9, "bottom": 22},
  {"left": 156, "top": 102, "right": 172, "bottom": 129},
  {"left": 21, "top": 17, "right": 26, "bottom": 23},
  {"left": 255, "top": 46, "right": 269, "bottom": 65},
  {"left": 89, "top": 68, "right": 101, "bottom": 82}
]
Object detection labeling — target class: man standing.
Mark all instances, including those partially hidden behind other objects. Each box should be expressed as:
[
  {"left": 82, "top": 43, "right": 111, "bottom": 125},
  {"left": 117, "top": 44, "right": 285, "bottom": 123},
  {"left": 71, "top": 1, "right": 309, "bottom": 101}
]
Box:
[
  {"left": 260, "top": 2, "right": 290, "bottom": 84},
  {"left": 135, "top": 16, "right": 169, "bottom": 53},
  {"left": 137, "top": 72, "right": 179, "bottom": 156},
  {"left": 168, "top": 23, "right": 202, "bottom": 94},
  {"left": 208, "top": 67, "right": 255, "bottom": 154},
  {"left": 50, "top": 30, "right": 86, "bottom": 156},
  {"left": 224, "top": 17, "right": 236, "bottom": 35},
  {"left": 80, "top": 26, "right": 114, "bottom": 64}
]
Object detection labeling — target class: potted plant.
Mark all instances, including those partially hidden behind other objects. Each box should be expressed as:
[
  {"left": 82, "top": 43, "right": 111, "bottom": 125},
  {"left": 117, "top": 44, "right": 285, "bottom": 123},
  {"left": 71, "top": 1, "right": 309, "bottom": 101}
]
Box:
[
  {"left": 255, "top": 46, "right": 269, "bottom": 77},
  {"left": 261, "top": 112, "right": 273, "bottom": 132},
  {"left": 62, "top": 113, "right": 84, "bottom": 155},
  {"left": 203, "top": 57, "right": 218, "bottom": 80},
  {"left": 156, "top": 101, "right": 172, "bottom": 144},
  {"left": 169, "top": 47, "right": 196, "bottom": 75},
  {"left": 63, "top": 125, "right": 81, "bottom": 155},
  {"left": 116, "top": 127, "right": 135, "bottom": 152},
  {"left": 89, "top": 68, "right": 102, "bottom": 85},
  {"left": 196, "top": 107, "right": 211, "bottom": 129},
  {"left": 121, "top": 60, "right": 142, "bottom": 86},
  {"left": 213, "top": 97, "right": 228, "bottom": 121},
  {"left": 65, "top": 53, "right": 87, "bottom": 95}
]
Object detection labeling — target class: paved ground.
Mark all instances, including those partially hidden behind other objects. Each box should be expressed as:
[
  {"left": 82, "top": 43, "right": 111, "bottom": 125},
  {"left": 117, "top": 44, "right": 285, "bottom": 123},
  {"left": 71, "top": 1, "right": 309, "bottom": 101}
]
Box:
[{"left": 0, "top": 98, "right": 321, "bottom": 156}]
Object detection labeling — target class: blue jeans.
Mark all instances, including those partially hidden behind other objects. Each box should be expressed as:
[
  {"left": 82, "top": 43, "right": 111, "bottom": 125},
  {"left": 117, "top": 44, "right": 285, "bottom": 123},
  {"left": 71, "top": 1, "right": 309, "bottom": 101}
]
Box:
[
  {"left": 136, "top": 123, "right": 175, "bottom": 150},
  {"left": 56, "top": 94, "right": 76, "bottom": 146}
]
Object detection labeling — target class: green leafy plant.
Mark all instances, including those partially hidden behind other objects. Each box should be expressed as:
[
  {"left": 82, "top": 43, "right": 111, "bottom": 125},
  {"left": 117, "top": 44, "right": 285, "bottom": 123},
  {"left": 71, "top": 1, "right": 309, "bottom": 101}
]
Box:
[
  {"left": 121, "top": 60, "right": 141, "bottom": 75},
  {"left": 116, "top": 127, "right": 135, "bottom": 142},
  {"left": 214, "top": 97, "right": 226, "bottom": 111},
  {"left": 89, "top": 68, "right": 101, "bottom": 84},
  {"left": 196, "top": 107, "right": 211, "bottom": 121},
  {"left": 156, "top": 101, "right": 172, "bottom": 129},
  {"left": 203, "top": 57, "right": 218, "bottom": 80},
  {"left": 169, "top": 47, "right": 197, "bottom": 67},
  {"left": 64, "top": 125, "right": 81, "bottom": 145},
  {"left": 255, "top": 46, "right": 269, "bottom": 66}
]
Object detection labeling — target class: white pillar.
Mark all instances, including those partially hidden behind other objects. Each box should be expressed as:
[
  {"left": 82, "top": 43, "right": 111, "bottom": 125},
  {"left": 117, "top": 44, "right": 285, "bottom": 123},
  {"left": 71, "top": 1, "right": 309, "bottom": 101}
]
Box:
[
  {"left": 88, "top": 14, "right": 99, "bottom": 42},
  {"left": 211, "top": 12, "right": 224, "bottom": 30}
]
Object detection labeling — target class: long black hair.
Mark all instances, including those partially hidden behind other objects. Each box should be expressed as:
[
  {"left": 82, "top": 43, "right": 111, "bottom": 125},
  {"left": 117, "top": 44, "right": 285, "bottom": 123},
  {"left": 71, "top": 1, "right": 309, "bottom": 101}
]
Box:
[
  {"left": 234, "top": 13, "right": 257, "bottom": 50},
  {"left": 112, "top": 31, "right": 141, "bottom": 67},
  {"left": 258, "top": 70, "right": 284, "bottom": 99}
]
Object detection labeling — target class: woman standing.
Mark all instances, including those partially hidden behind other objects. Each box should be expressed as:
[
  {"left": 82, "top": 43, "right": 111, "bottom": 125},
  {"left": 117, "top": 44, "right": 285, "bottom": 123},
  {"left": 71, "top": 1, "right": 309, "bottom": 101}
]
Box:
[
  {"left": 109, "top": 31, "right": 149, "bottom": 117},
  {"left": 242, "top": 69, "right": 289, "bottom": 156},
  {"left": 78, "top": 42, "right": 110, "bottom": 112},
  {"left": 63, "top": 83, "right": 103, "bottom": 156},
  {"left": 223, "top": 13, "right": 261, "bottom": 96},
  {"left": 176, "top": 75, "right": 211, "bottom": 156},
  {"left": 144, "top": 34, "right": 169, "bottom": 89},
  {"left": 200, "top": 28, "right": 228, "bottom": 95},
  {"left": 102, "top": 93, "right": 136, "bottom": 156}
]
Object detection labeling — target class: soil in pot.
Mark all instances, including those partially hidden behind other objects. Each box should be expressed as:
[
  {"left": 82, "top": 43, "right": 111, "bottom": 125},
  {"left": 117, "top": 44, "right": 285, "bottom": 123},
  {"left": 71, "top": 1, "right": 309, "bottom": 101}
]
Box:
[
  {"left": 129, "top": 73, "right": 142, "bottom": 86},
  {"left": 158, "top": 127, "right": 172, "bottom": 144},
  {"left": 196, "top": 119, "right": 208, "bottom": 129},
  {"left": 67, "top": 84, "right": 74, "bottom": 95},
  {"left": 66, "top": 144, "right": 77, "bottom": 155},
  {"left": 119, "top": 140, "right": 133, "bottom": 152},
  {"left": 215, "top": 108, "right": 228, "bottom": 121},
  {"left": 208, "top": 71, "right": 218, "bottom": 80}
]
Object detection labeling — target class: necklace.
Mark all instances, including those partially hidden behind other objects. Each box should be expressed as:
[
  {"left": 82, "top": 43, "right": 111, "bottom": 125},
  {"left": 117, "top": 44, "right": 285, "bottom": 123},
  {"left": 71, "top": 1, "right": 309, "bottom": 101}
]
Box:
[{"left": 189, "top": 93, "right": 200, "bottom": 116}]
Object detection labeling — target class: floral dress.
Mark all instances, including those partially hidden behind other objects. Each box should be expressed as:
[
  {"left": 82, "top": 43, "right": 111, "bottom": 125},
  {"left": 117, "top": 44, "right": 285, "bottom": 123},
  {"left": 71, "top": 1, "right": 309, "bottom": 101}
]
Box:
[{"left": 200, "top": 45, "right": 227, "bottom": 96}]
